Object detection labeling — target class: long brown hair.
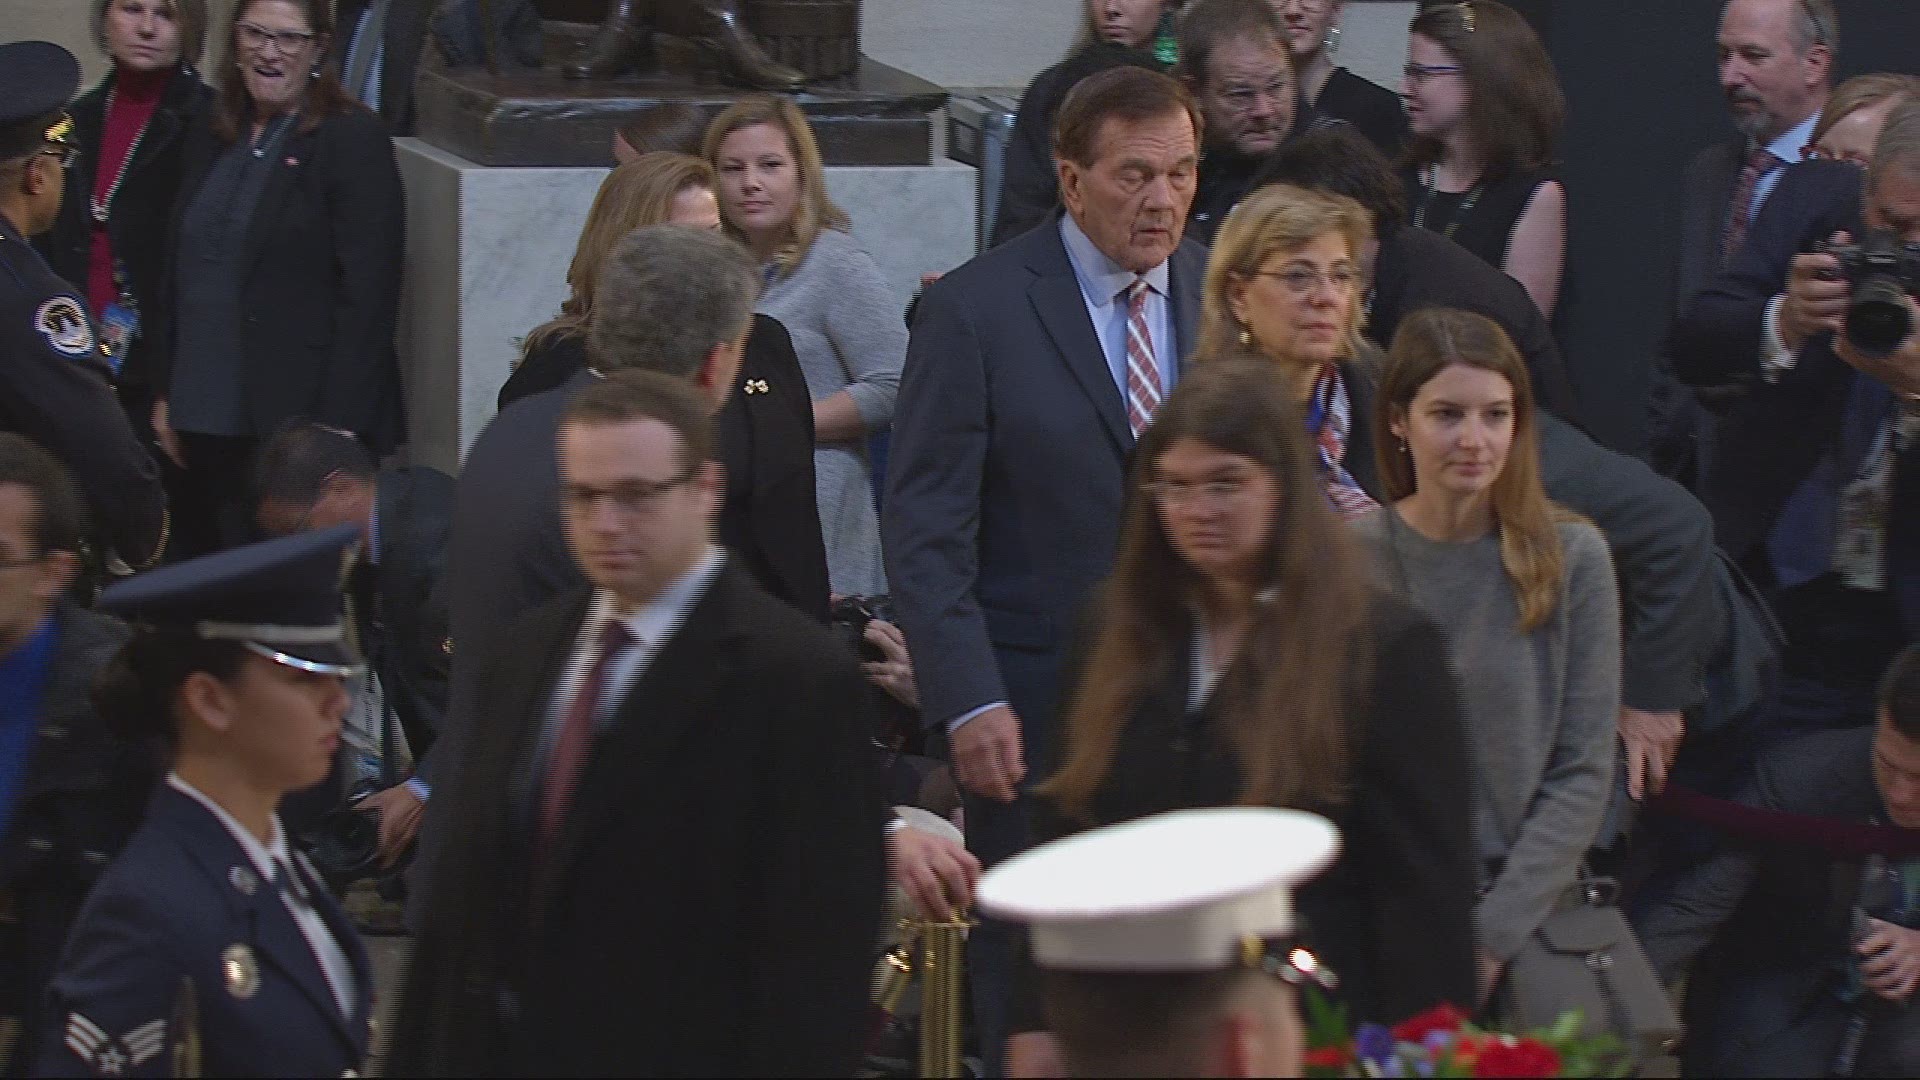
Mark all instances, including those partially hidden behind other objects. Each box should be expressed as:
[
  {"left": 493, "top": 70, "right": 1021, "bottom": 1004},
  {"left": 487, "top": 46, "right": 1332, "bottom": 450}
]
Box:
[
  {"left": 1372, "top": 307, "right": 1572, "bottom": 631},
  {"left": 1041, "top": 351, "right": 1373, "bottom": 821},
  {"left": 210, "top": 0, "right": 358, "bottom": 142},
  {"left": 702, "top": 95, "right": 849, "bottom": 279},
  {"left": 524, "top": 152, "right": 716, "bottom": 357},
  {"left": 1403, "top": 0, "right": 1562, "bottom": 181}
]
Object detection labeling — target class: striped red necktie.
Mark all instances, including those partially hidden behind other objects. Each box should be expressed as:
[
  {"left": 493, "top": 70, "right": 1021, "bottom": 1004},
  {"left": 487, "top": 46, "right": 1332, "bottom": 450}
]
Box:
[{"left": 1123, "top": 278, "right": 1163, "bottom": 437}]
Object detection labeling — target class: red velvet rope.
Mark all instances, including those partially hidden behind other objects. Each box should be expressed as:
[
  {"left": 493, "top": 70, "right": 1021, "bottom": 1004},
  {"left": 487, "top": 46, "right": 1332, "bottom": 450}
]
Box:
[{"left": 1650, "top": 785, "right": 1920, "bottom": 859}]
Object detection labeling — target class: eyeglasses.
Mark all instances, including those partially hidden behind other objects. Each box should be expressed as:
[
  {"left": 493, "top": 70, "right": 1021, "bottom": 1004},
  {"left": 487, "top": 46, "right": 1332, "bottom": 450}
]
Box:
[
  {"left": 1216, "top": 75, "right": 1294, "bottom": 113},
  {"left": 1276, "top": 0, "right": 1333, "bottom": 14},
  {"left": 1255, "top": 265, "right": 1362, "bottom": 297},
  {"left": 1143, "top": 475, "right": 1256, "bottom": 509},
  {"left": 561, "top": 470, "right": 696, "bottom": 517},
  {"left": 236, "top": 21, "right": 317, "bottom": 55},
  {"left": 1402, "top": 62, "right": 1464, "bottom": 85}
]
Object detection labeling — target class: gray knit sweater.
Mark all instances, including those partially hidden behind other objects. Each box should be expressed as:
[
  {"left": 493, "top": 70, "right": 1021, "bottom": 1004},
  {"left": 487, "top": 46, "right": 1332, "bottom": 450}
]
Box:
[
  {"left": 757, "top": 227, "right": 906, "bottom": 596},
  {"left": 1354, "top": 508, "right": 1620, "bottom": 962}
]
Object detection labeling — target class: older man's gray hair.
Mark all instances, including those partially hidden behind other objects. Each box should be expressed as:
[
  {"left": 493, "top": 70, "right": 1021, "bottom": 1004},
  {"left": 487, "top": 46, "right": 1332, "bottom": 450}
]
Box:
[{"left": 587, "top": 225, "right": 759, "bottom": 378}]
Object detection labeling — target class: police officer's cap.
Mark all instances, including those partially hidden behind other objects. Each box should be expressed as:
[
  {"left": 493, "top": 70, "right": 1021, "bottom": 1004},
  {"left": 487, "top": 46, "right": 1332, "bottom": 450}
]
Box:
[
  {"left": 99, "top": 524, "right": 364, "bottom": 677},
  {"left": 978, "top": 808, "right": 1340, "bottom": 973},
  {"left": 0, "top": 42, "right": 81, "bottom": 162}
]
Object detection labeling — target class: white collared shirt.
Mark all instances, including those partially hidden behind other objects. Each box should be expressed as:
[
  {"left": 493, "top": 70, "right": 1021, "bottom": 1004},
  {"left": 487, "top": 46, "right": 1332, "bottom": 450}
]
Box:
[
  {"left": 1058, "top": 214, "right": 1179, "bottom": 406},
  {"left": 534, "top": 547, "right": 728, "bottom": 770},
  {"left": 165, "top": 774, "right": 356, "bottom": 1020}
]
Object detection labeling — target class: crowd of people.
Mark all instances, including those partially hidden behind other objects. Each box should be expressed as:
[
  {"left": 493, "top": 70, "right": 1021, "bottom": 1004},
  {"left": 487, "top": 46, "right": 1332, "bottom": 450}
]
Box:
[{"left": 0, "top": 0, "right": 1917, "bottom": 1076}]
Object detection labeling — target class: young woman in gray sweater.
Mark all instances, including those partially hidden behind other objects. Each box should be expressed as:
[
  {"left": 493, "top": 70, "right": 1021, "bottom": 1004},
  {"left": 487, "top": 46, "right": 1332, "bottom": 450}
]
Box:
[
  {"left": 706, "top": 96, "right": 905, "bottom": 598},
  {"left": 1352, "top": 307, "right": 1619, "bottom": 1011}
]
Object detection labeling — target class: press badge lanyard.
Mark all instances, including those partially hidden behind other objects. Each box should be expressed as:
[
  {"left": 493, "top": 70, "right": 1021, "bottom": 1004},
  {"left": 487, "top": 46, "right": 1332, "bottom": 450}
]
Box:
[{"left": 92, "top": 80, "right": 158, "bottom": 374}]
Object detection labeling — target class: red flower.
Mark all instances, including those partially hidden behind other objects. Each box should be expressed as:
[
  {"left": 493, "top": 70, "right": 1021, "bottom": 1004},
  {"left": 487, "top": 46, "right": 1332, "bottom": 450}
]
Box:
[
  {"left": 1391, "top": 1002, "right": 1470, "bottom": 1044},
  {"left": 1304, "top": 1045, "right": 1353, "bottom": 1069},
  {"left": 1473, "top": 1038, "right": 1562, "bottom": 1078}
]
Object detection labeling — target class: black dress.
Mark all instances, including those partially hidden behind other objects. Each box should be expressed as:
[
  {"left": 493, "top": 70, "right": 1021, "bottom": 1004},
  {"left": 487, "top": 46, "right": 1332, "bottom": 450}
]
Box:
[
  {"left": 1403, "top": 164, "right": 1559, "bottom": 277},
  {"left": 1020, "top": 593, "right": 1479, "bottom": 1027},
  {"left": 1313, "top": 67, "right": 1409, "bottom": 158}
]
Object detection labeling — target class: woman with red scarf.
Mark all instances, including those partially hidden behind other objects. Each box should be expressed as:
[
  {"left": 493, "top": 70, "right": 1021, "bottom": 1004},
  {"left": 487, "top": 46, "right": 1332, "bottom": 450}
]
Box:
[{"left": 40, "top": 0, "right": 212, "bottom": 431}]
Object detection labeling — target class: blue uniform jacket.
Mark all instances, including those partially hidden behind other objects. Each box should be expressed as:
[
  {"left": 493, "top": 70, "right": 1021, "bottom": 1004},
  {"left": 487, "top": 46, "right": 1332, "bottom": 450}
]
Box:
[{"left": 36, "top": 784, "right": 371, "bottom": 1078}]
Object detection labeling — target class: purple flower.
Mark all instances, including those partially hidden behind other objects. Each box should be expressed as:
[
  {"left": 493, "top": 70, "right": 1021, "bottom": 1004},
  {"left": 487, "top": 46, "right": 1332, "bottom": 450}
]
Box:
[
  {"left": 1424, "top": 1029, "right": 1457, "bottom": 1054},
  {"left": 1356, "top": 1023, "right": 1396, "bottom": 1066}
]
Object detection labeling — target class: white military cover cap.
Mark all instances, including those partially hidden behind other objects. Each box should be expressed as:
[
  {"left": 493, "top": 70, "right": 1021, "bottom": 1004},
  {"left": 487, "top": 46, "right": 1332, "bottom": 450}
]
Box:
[{"left": 977, "top": 808, "right": 1339, "bottom": 972}]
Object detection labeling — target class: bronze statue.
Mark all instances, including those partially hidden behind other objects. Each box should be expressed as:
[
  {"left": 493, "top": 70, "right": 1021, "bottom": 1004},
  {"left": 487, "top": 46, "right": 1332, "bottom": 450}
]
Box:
[{"left": 563, "top": 0, "right": 806, "bottom": 88}]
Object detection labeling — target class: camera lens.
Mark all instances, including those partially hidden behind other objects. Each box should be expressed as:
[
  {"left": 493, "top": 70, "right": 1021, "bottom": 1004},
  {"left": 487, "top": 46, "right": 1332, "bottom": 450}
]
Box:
[{"left": 1845, "top": 276, "right": 1914, "bottom": 358}]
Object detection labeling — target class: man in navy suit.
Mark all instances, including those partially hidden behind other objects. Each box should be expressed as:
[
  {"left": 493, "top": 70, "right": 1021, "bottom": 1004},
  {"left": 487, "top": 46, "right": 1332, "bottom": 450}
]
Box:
[
  {"left": 883, "top": 65, "right": 1208, "bottom": 1073},
  {"left": 1672, "top": 99, "right": 1920, "bottom": 753}
]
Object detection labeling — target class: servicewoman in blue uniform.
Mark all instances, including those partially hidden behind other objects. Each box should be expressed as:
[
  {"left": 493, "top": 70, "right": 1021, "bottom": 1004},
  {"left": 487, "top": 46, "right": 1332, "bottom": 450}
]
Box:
[
  {"left": 36, "top": 524, "right": 372, "bottom": 1078},
  {"left": 0, "top": 42, "right": 167, "bottom": 572}
]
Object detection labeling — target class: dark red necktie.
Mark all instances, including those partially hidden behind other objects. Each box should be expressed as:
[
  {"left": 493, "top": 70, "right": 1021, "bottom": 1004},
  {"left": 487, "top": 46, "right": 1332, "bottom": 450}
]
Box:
[
  {"left": 1721, "top": 145, "right": 1782, "bottom": 264},
  {"left": 537, "top": 620, "right": 634, "bottom": 848}
]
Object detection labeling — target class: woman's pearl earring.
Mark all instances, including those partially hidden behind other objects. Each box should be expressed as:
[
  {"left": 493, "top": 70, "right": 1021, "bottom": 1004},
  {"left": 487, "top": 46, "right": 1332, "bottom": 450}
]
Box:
[{"left": 1238, "top": 325, "right": 1253, "bottom": 347}]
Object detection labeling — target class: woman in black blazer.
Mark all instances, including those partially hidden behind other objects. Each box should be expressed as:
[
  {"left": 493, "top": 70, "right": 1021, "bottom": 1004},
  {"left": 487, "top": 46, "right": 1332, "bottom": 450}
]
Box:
[
  {"left": 40, "top": 0, "right": 213, "bottom": 429},
  {"left": 151, "top": 0, "right": 404, "bottom": 557},
  {"left": 1013, "top": 357, "right": 1476, "bottom": 1064}
]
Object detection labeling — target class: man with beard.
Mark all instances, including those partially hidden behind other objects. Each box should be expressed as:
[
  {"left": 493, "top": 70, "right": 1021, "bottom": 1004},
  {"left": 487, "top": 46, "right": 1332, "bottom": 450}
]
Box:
[
  {"left": 1177, "top": 0, "right": 1342, "bottom": 247},
  {"left": 1653, "top": 0, "right": 1837, "bottom": 487}
]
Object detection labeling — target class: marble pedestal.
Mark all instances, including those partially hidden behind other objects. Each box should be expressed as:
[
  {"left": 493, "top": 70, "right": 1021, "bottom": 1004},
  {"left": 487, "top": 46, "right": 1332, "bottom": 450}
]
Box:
[{"left": 395, "top": 137, "right": 976, "bottom": 473}]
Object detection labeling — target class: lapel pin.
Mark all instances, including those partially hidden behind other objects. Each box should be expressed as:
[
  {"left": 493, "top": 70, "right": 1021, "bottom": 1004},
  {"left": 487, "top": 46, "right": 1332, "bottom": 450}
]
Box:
[
  {"left": 743, "top": 379, "right": 771, "bottom": 395},
  {"left": 228, "top": 865, "right": 258, "bottom": 896},
  {"left": 221, "top": 943, "right": 260, "bottom": 1000}
]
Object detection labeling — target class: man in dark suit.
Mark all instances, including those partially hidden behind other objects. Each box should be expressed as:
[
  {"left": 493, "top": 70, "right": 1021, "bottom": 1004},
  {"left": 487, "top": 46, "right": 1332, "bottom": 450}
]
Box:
[
  {"left": 1652, "top": 0, "right": 1836, "bottom": 485},
  {"left": 1672, "top": 99, "right": 1920, "bottom": 747},
  {"left": 1635, "top": 645, "right": 1920, "bottom": 1076},
  {"left": 392, "top": 370, "right": 882, "bottom": 1076},
  {"left": 1254, "top": 127, "right": 1585, "bottom": 427},
  {"left": 415, "top": 226, "right": 823, "bottom": 916},
  {"left": 884, "top": 66, "right": 1207, "bottom": 1072},
  {"left": 1178, "top": 0, "right": 1344, "bottom": 248},
  {"left": 252, "top": 420, "right": 453, "bottom": 864},
  {"left": 0, "top": 436, "right": 149, "bottom": 1075}
]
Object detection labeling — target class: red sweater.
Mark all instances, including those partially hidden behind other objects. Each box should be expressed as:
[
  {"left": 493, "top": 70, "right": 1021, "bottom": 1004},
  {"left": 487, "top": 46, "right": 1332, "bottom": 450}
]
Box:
[{"left": 87, "top": 66, "right": 168, "bottom": 320}]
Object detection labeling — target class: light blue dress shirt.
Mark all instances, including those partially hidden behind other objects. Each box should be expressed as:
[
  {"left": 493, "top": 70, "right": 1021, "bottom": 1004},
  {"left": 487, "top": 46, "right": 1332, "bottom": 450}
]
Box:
[
  {"left": 1058, "top": 213, "right": 1178, "bottom": 406},
  {"left": 1750, "top": 111, "right": 1821, "bottom": 218}
]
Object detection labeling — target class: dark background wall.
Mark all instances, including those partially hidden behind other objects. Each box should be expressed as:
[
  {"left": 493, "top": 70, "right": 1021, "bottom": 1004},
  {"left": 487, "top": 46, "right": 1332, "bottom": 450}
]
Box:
[{"left": 1504, "top": 1, "right": 1920, "bottom": 454}]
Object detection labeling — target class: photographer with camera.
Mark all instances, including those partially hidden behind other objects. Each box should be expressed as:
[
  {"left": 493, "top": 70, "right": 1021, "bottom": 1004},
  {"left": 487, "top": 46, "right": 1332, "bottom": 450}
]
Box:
[
  {"left": 1671, "top": 97, "right": 1920, "bottom": 756},
  {"left": 1637, "top": 645, "right": 1920, "bottom": 1075}
]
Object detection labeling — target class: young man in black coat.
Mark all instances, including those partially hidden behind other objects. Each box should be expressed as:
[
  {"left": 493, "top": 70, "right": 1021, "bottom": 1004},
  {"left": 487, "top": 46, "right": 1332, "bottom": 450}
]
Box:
[
  {"left": 391, "top": 370, "right": 883, "bottom": 1076},
  {"left": 0, "top": 435, "right": 154, "bottom": 1074}
]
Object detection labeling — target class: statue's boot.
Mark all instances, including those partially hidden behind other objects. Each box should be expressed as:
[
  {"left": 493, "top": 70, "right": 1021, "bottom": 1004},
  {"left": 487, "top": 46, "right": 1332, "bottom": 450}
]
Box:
[
  {"left": 705, "top": 4, "right": 806, "bottom": 90},
  {"left": 564, "top": 0, "right": 652, "bottom": 80}
]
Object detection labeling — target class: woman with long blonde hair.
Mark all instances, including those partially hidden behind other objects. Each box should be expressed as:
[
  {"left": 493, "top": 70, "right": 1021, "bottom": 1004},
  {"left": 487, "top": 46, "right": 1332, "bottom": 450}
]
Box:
[
  {"left": 1355, "top": 306, "right": 1619, "bottom": 1009},
  {"left": 706, "top": 96, "right": 905, "bottom": 597},
  {"left": 1014, "top": 354, "right": 1476, "bottom": 1048}
]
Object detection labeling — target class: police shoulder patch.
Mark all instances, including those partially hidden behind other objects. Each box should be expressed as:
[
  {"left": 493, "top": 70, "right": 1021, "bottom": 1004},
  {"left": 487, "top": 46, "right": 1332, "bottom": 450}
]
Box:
[{"left": 35, "top": 296, "right": 95, "bottom": 359}]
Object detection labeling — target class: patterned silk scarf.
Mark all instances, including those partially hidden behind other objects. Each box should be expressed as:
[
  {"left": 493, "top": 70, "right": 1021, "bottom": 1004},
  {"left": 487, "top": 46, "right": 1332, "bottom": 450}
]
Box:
[{"left": 1308, "top": 365, "right": 1381, "bottom": 521}]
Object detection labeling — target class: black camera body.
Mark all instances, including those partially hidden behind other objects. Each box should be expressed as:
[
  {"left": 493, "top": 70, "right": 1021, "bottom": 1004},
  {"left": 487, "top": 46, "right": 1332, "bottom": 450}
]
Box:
[
  {"left": 831, "top": 594, "right": 894, "bottom": 663},
  {"left": 1820, "top": 232, "right": 1920, "bottom": 358}
]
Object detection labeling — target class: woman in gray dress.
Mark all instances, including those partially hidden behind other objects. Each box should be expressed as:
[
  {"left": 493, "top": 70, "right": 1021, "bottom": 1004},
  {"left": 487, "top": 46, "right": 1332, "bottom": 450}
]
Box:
[{"left": 706, "top": 96, "right": 904, "bottom": 597}]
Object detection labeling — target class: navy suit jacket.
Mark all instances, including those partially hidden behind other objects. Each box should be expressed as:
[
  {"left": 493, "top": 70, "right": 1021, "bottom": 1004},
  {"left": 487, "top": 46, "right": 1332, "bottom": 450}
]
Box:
[
  {"left": 38, "top": 785, "right": 372, "bottom": 1078},
  {"left": 1674, "top": 139, "right": 1748, "bottom": 316},
  {"left": 884, "top": 215, "right": 1206, "bottom": 761},
  {"left": 1671, "top": 161, "right": 1920, "bottom": 636}
]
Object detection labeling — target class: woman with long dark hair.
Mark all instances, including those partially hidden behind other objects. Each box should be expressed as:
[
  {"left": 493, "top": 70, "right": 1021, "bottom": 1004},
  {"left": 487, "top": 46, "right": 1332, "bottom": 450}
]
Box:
[
  {"left": 41, "top": 0, "right": 211, "bottom": 428},
  {"left": 151, "top": 0, "right": 404, "bottom": 558},
  {"left": 1356, "top": 307, "right": 1618, "bottom": 1007},
  {"left": 1016, "top": 355, "right": 1476, "bottom": 1048},
  {"left": 1397, "top": 0, "right": 1565, "bottom": 317}
]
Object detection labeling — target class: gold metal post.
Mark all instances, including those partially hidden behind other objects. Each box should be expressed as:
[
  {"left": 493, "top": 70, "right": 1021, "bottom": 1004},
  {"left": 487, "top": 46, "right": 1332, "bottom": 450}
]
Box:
[{"left": 917, "top": 915, "right": 971, "bottom": 1079}]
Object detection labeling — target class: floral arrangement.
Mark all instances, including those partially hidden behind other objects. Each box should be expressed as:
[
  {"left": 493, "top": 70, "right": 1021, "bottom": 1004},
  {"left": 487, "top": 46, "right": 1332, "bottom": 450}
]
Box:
[{"left": 1303, "top": 998, "right": 1630, "bottom": 1079}]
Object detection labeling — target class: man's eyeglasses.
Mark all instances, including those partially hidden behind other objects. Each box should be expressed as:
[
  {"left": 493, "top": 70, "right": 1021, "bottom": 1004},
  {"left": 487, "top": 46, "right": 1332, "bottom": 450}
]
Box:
[
  {"left": 1403, "top": 62, "right": 1464, "bottom": 86},
  {"left": 561, "top": 471, "right": 697, "bottom": 517},
  {"left": 236, "top": 21, "right": 317, "bottom": 54}
]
